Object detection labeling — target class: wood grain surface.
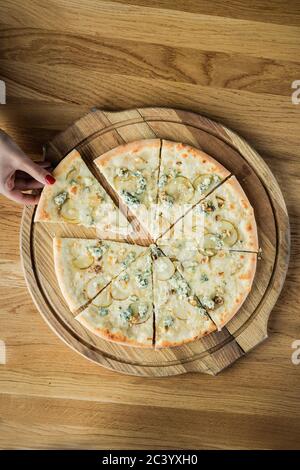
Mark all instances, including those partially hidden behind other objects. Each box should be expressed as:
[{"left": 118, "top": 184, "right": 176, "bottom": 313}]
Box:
[{"left": 0, "top": 0, "right": 299, "bottom": 450}]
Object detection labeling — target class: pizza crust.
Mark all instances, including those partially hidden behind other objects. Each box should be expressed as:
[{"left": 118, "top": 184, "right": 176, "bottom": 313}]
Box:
[
  {"left": 95, "top": 139, "right": 161, "bottom": 167},
  {"left": 209, "top": 252, "right": 257, "bottom": 329},
  {"left": 222, "top": 176, "right": 258, "bottom": 251},
  {"left": 76, "top": 314, "right": 153, "bottom": 348},
  {"left": 156, "top": 327, "right": 215, "bottom": 349},
  {"left": 161, "top": 140, "right": 230, "bottom": 182}
]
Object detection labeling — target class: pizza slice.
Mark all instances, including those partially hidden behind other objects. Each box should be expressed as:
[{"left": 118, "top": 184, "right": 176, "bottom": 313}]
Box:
[
  {"left": 151, "top": 246, "right": 216, "bottom": 348},
  {"left": 159, "top": 176, "right": 258, "bottom": 253},
  {"left": 75, "top": 250, "right": 154, "bottom": 347},
  {"left": 53, "top": 237, "right": 146, "bottom": 312},
  {"left": 35, "top": 149, "right": 131, "bottom": 238},
  {"left": 156, "top": 140, "right": 230, "bottom": 237},
  {"left": 157, "top": 240, "right": 257, "bottom": 330},
  {"left": 95, "top": 139, "right": 161, "bottom": 238}
]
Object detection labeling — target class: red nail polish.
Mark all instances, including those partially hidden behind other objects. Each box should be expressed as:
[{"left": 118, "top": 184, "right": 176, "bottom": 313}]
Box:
[{"left": 45, "top": 174, "right": 56, "bottom": 185}]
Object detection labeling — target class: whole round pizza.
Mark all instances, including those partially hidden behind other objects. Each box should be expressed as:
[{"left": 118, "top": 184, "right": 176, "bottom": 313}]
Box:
[{"left": 35, "top": 139, "right": 258, "bottom": 348}]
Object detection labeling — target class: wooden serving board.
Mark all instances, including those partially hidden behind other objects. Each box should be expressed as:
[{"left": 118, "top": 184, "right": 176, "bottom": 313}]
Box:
[{"left": 20, "top": 107, "right": 290, "bottom": 377}]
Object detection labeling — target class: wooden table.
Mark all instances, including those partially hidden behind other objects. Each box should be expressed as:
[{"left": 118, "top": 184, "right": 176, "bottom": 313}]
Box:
[{"left": 0, "top": 0, "right": 300, "bottom": 450}]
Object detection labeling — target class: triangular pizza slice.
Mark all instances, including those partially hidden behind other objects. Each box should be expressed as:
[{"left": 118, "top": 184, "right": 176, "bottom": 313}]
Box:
[
  {"left": 95, "top": 139, "right": 161, "bottom": 239},
  {"left": 53, "top": 237, "right": 146, "bottom": 312},
  {"left": 151, "top": 246, "right": 216, "bottom": 348},
  {"left": 35, "top": 149, "right": 131, "bottom": 238}
]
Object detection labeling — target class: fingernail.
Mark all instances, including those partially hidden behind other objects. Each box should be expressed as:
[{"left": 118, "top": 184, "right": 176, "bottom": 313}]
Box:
[{"left": 45, "top": 174, "right": 56, "bottom": 185}]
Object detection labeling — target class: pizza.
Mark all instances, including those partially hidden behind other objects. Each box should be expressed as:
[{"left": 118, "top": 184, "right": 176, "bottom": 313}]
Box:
[
  {"left": 35, "top": 140, "right": 259, "bottom": 348},
  {"left": 151, "top": 246, "right": 216, "bottom": 348},
  {"left": 95, "top": 139, "right": 161, "bottom": 238},
  {"left": 75, "top": 251, "right": 154, "bottom": 347},
  {"left": 53, "top": 237, "right": 146, "bottom": 312},
  {"left": 35, "top": 149, "right": 131, "bottom": 238}
]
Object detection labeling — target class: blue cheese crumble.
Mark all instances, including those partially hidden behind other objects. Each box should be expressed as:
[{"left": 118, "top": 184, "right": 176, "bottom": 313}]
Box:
[
  {"left": 198, "top": 306, "right": 208, "bottom": 316},
  {"left": 121, "top": 190, "right": 140, "bottom": 207},
  {"left": 164, "top": 316, "right": 174, "bottom": 328},
  {"left": 169, "top": 273, "right": 190, "bottom": 299},
  {"left": 197, "top": 176, "right": 212, "bottom": 194},
  {"left": 121, "top": 251, "right": 136, "bottom": 268},
  {"left": 135, "top": 271, "right": 149, "bottom": 288},
  {"left": 54, "top": 191, "right": 68, "bottom": 206},
  {"left": 158, "top": 174, "right": 168, "bottom": 189},
  {"left": 201, "top": 296, "right": 215, "bottom": 310},
  {"left": 119, "top": 305, "right": 133, "bottom": 322},
  {"left": 119, "top": 272, "right": 130, "bottom": 282},
  {"left": 98, "top": 307, "right": 109, "bottom": 317},
  {"left": 161, "top": 193, "right": 174, "bottom": 207},
  {"left": 132, "top": 171, "right": 147, "bottom": 195},
  {"left": 214, "top": 235, "right": 224, "bottom": 249},
  {"left": 88, "top": 244, "right": 106, "bottom": 259},
  {"left": 150, "top": 244, "right": 162, "bottom": 258}
]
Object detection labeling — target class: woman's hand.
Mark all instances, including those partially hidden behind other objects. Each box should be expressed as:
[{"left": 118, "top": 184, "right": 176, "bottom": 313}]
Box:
[{"left": 0, "top": 130, "right": 56, "bottom": 205}]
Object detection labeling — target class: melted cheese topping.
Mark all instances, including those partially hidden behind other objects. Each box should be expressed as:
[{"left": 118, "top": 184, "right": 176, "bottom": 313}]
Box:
[
  {"left": 76, "top": 252, "right": 154, "bottom": 346},
  {"left": 36, "top": 153, "right": 131, "bottom": 237},
  {"left": 153, "top": 251, "right": 215, "bottom": 347},
  {"left": 95, "top": 140, "right": 161, "bottom": 237},
  {"left": 157, "top": 240, "right": 257, "bottom": 329},
  {"left": 160, "top": 176, "right": 258, "bottom": 251},
  {"left": 156, "top": 141, "right": 230, "bottom": 235}
]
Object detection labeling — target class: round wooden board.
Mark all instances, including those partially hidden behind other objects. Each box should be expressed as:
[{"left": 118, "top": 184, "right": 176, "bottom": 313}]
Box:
[{"left": 20, "top": 108, "right": 290, "bottom": 376}]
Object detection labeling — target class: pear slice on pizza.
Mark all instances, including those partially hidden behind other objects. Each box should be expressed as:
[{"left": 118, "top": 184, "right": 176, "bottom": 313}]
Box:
[
  {"left": 151, "top": 246, "right": 216, "bottom": 348},
  {"left": 75, "top": 250, "right": 154, "bottom": 347},
  {"left": 155, "top": 140, "right": 230, "bottom": 238},
  {"left": 157, "top": 240, "right": 257, "bottom": 330},
  {"left": 159, "top": 176, "right": 258, "bottom": 253}
]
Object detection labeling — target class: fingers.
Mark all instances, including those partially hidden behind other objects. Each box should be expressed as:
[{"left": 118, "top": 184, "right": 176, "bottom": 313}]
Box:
[
  {"left": 19, "top": 157, "right": 55, "bottom": 185},
  {"left": 14, "top": 177, "right": 44, "bottom": 190},
  {"left": 7, "top": 189, "right": 40, "bottom": 205}
]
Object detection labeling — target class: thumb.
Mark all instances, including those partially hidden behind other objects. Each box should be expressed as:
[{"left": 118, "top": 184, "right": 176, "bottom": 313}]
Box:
[{"left": 19, "top": 157, "right": 56, "bottom": 185}]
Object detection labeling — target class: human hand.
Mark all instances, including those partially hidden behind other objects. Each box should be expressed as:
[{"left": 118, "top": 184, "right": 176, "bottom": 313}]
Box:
[{"left": 0, "top": 130, "right": 56, "bottom": 205}]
